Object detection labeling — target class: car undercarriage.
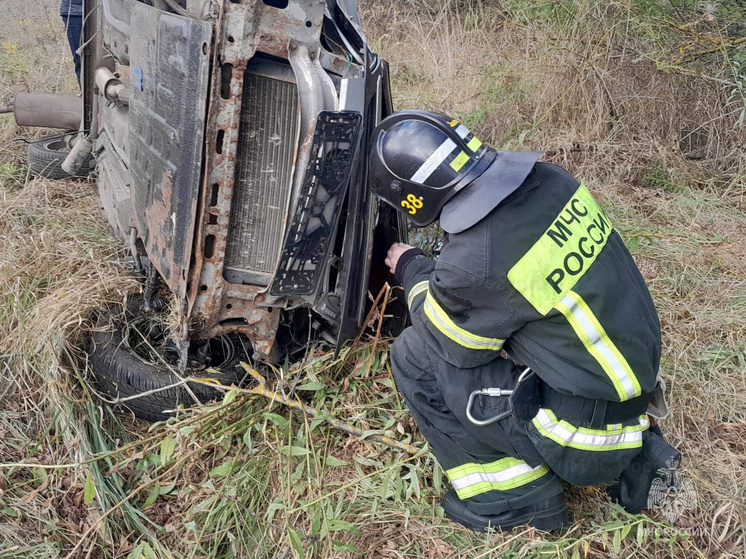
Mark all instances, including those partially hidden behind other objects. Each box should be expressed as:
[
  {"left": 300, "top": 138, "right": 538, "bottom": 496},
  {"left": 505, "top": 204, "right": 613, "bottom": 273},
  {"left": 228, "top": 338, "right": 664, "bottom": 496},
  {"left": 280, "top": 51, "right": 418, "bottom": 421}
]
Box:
[{"left": 9, "top": 0, "right": 406, "bottom": 419}]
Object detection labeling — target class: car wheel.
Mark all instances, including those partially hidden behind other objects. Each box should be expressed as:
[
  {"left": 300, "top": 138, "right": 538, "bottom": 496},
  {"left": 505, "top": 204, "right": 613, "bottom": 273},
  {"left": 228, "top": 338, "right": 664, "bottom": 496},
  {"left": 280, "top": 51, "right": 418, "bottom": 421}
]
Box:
[
  {"left": 26, "top": 134, "right": 90, "bottom": 179},
  {"left": 89, "top": 297, "right": 253, "bottom": 422}
]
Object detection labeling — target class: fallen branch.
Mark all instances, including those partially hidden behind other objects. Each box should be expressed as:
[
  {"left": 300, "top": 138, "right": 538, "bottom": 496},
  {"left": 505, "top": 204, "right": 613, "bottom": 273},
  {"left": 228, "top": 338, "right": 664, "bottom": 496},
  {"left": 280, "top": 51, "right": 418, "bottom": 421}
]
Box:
[{"left": 190, "top": 366, "right": 423, "bottom": 456}]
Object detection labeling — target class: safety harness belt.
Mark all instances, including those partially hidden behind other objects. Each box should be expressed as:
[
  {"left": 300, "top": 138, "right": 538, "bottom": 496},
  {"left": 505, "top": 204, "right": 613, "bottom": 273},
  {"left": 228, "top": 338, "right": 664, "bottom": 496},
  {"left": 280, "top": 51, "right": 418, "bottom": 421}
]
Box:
[{"left": 539, "top": 383, "right": 653, "bottom": 428}]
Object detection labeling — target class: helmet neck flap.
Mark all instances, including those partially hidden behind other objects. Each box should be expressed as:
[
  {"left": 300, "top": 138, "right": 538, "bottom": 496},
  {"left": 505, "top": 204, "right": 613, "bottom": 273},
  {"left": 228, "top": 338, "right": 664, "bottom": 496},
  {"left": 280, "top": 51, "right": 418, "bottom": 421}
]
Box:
[{"left": 439, "top": 149, "right": 543, "bottom": 234}]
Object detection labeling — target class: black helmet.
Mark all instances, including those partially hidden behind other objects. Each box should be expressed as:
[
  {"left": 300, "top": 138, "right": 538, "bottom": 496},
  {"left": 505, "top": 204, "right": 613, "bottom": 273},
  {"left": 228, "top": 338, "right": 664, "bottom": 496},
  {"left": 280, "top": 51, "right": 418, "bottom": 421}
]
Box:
[{"left": 368, "top": 110, "right": 496, "bottom": 227}]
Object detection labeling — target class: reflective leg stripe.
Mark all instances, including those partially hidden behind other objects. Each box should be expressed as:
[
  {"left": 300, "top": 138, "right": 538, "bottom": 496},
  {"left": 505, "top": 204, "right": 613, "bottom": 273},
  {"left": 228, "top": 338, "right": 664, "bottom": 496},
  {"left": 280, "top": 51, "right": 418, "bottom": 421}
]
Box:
[
  {"left": 407, "top": 281, "right": 429, "bottom": 309},
  {"left": 423, "top": 292, "right": 504, "bottom": 352},
  {"left": 554, "top": 291, "right": 641, "bottom": 401},
  {"left": 411, "top": 138, "right": 457, "bottom": 184},
  {"left": 532, "top": 408, "right": 648, "bottom": 451},
  {"left": 447, "top": 458, "right": 550, "bottom": 500}
]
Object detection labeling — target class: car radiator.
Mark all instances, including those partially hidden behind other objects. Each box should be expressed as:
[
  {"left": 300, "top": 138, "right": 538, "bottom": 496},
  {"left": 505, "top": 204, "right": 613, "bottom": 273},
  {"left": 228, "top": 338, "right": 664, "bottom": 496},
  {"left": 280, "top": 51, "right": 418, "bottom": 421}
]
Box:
[{"left": 224, "top": 66, "right": 299, "bottom": 285}]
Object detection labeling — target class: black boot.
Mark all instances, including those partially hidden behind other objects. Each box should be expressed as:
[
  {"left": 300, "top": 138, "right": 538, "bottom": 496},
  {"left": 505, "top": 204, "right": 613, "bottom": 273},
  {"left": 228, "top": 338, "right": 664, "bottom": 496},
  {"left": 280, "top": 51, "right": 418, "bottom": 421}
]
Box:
[
  {"left": 441, "top": 490, "right": 569, "bottom": 532},
  {"left": 608, "top": 430, "right": 681, "bottom": 514}
]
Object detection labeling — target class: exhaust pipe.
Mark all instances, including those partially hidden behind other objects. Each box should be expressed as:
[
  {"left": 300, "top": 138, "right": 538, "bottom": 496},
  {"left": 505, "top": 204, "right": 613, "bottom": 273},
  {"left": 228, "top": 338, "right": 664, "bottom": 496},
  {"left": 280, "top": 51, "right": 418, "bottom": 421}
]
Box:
[
  {"left": 95, "top": 68, "right": 130, "bottom": 106},
  {"left": 11, "top": 92, "right": 82, "bottom": 131}
]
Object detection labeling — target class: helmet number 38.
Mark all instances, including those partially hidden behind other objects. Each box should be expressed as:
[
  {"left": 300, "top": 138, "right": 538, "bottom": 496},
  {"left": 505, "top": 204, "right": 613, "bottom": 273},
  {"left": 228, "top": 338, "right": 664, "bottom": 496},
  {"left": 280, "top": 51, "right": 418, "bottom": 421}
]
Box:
[{"left": 401, "top": 193, "right": 424, "bottom": 214}]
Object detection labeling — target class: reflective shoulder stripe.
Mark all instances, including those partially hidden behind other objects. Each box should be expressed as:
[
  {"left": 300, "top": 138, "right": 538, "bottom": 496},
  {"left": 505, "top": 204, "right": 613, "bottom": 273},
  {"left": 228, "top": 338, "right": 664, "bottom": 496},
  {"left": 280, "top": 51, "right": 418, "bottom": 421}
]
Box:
[
  {"left": 423, "top": 292, "right": 505, "bottom": 352},
  {"left": 555, "top": 290, "right": 642, "bottom": 401},
  {"left": 532, "top": 408, "right": 647, "bottom": 452},
  {"left": 411, "top": 138, "right": 457, "bottom": 184},
  {"left": 446, "top": 457, "right": 550, "bottom": 500},
  {"left": 407, "top": 281, "right": 429, "bottom": 309}
]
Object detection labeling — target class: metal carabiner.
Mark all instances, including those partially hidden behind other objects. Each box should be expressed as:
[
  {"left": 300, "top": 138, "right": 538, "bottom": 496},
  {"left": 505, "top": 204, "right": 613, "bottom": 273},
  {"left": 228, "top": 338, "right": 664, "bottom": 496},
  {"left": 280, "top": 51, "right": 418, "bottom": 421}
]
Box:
[{"left": 465, "top": 367, "right": 532, "bottom": 426}]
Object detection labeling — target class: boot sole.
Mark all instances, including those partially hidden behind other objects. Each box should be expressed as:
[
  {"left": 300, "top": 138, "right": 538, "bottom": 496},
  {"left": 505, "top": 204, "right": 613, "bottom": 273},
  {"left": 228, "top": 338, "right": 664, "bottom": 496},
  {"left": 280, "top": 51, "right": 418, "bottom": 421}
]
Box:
[{"left": 443, "top": 493, "right": 569, "bottom": 532}]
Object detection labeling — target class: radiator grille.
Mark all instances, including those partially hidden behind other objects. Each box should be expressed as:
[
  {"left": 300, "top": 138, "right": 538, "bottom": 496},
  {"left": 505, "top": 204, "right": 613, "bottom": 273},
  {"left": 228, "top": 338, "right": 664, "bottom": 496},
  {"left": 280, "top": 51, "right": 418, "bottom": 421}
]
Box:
[{"left": 225, "top": 71, "right": 299, "bottom": 283}]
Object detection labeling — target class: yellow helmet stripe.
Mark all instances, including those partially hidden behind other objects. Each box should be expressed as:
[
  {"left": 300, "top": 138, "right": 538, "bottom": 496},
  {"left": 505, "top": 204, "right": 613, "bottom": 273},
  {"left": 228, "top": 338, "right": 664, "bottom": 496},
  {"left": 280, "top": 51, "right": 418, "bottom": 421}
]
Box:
[
  {"left": 467, "top": 137, "right": 483, "bottom": 152},
  {"left": 450, "top": 151, "right": 470, "bottom": 172}
]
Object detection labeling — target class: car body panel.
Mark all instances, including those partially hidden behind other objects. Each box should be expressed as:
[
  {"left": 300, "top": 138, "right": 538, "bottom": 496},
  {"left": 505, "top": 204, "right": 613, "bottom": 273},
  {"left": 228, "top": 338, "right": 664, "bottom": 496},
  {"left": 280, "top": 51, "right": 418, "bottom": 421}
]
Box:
[
  {"left": 80, "top": 0, "right": 404, "bottom": 361},
  {"left": 128, "top": 4, "right": 212, "bottom": 295}
]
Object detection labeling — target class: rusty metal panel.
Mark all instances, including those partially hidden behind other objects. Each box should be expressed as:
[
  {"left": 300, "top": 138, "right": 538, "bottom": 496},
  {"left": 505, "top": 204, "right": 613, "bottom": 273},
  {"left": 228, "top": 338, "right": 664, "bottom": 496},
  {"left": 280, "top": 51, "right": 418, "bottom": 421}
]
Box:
[{"left": 128, "top": 3, "right": 212, "bottom": 296}]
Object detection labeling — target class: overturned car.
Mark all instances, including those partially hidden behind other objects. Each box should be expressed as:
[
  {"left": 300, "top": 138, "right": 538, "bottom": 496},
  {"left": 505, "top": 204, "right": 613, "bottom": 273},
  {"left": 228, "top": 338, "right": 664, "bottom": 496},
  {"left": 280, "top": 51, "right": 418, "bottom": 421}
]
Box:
[{"left": 11, "top": 0, "right": 405, "bottom": 420}]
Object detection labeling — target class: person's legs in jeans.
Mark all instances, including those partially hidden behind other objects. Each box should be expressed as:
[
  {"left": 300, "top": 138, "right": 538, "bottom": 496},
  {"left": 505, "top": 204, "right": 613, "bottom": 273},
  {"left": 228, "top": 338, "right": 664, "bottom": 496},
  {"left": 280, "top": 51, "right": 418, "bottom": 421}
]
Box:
[{"left": 61, "top": 13, "right": 82, "bottom": 83}]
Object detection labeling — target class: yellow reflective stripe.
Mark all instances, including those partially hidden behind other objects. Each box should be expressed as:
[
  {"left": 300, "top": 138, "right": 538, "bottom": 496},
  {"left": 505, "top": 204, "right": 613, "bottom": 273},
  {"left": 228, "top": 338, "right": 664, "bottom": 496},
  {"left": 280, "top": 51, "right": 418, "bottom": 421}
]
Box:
[
  {"left": 566, "top": 291, "right": 642, "bottom": 397},
  {"left": 450, "top": 150, "right": 470, "bottom": 172},
  {"left": 467, "top": 136, "right": 482, "bottom": 152},
  {"left": 423, "top": 292, "right": 504, "bottom": 351},
  {"left": 555, "top": 291, "right": 641, "bottom": 401},
  {"left": 446, "top": 458, "right": 550, "bottom": 500},
  {"left": 532, "top": 409, "right": 647, "bottom": 452},
  {"left": 407, "top": 281, "right": 429, "bottom": 309},
  {"left": 507, "top": 182, "right": 611, "bottom": 315}
]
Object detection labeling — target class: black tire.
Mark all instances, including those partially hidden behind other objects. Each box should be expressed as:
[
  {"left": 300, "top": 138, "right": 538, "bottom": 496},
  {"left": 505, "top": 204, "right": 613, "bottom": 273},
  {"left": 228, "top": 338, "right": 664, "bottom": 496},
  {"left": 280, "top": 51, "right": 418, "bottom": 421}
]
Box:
[
  {"left": 89, "top": 299, "right": 253, "bottom": 422},
  {"left": 26, "top": 135, "right": 90, "bottom": 179}
]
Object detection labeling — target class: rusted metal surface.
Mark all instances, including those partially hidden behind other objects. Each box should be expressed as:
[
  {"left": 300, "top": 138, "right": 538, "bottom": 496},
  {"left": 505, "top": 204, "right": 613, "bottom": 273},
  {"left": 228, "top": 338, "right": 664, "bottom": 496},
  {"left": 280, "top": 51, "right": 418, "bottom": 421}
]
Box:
[
  {"left": 12, "top": 93, "right": 81, "bottom": 131},
  {"left": 188, "top": 0, "right": 331, "bottom": 358},
  {"left": 210, "top": 285, "right": 282, "bottom": 359},
  {"left": 222, "top": 0, "right": 325, "bottom": 61},
  {"left": 224, "top": 61, "right": 299, "bottom": 285},
  {"left": 185, "top": 0, "right": 387, "bottom": 358},
  {"left": 85, "top": 0, "right": 391, "bottom": 359},
  {"left": 127, "top": 2, "right": 212, "bottom": 296},
  {"left": 94, "top": 68, "right": 129, "bottom": 106}
]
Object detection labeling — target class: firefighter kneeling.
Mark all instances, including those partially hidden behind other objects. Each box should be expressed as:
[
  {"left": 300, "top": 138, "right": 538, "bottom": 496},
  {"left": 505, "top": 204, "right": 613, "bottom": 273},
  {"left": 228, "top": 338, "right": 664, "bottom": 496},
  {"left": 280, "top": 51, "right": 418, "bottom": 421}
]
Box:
[{"left": 368, "top": 110, "right": 680, "bottom": 532}]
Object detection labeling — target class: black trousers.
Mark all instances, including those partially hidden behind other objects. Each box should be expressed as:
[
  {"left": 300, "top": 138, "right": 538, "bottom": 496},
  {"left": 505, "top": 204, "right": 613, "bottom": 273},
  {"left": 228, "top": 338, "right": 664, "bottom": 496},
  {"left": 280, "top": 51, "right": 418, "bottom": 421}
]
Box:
[{"left": 390, "top": 327, "right": 646, "bottom": 512}]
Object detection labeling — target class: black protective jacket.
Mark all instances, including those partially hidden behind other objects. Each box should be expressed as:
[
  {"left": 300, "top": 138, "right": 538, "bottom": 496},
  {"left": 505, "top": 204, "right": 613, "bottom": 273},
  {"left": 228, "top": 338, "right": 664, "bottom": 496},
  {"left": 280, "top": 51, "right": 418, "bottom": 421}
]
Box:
[{"left": 397, "top": 162, "right": 661, "bottom": 404}]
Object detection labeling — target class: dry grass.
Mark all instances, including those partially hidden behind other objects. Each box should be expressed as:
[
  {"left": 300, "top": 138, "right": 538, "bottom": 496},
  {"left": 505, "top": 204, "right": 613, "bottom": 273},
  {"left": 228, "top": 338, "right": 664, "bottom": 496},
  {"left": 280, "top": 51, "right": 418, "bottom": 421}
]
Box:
[
  {"left": 1, "top": 0, "right": 745, "bottom": 557},
  {"left": 362, "top": 1, "right": 746, "bottom": 556}
]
